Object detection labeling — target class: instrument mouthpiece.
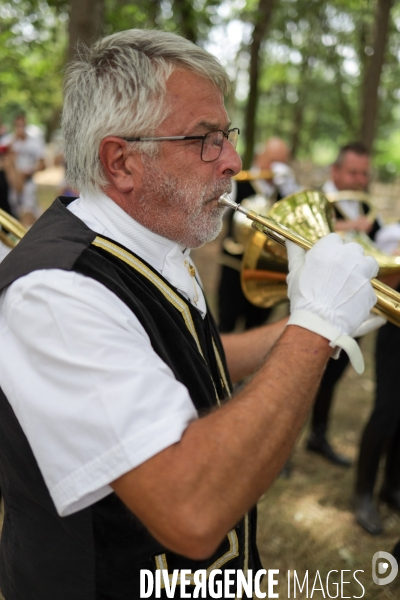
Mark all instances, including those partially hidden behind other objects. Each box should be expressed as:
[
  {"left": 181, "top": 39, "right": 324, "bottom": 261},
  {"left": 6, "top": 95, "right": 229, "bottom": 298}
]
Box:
[{"left": 218, "top": 194, "right": 239, "bottom": 210}]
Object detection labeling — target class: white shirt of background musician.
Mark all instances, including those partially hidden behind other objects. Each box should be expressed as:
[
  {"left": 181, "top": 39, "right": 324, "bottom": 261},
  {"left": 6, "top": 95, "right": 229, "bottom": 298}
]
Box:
[
  {"left": 231, "top": 161, "right": 300, "bottom": 203},
  {"left": 1, "top": 131, "right": 45, "bottom": 175},
  {"left": 323, "top": 179, "right": 400, "bottom": 254},
  {"left": 322, "top": 180, "right": 362, "bottom": 220},
  {"left": 0, "top": 191, "right": 204, "bottom": 518},
  {"left": 251, "top": 162, "right": 300, "bottom": 199}
]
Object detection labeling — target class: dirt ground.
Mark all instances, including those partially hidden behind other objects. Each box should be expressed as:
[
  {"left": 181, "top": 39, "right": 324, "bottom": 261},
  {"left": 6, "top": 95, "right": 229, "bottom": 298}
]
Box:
[{"left": 0, "top": 182, "right": 398, "bottom": 599}]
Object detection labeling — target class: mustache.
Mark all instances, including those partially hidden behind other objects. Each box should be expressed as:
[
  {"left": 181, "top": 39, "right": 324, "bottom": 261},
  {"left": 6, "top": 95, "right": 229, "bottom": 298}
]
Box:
[{"left": 205, "top": 179, "right": 232, "bottom": 203}]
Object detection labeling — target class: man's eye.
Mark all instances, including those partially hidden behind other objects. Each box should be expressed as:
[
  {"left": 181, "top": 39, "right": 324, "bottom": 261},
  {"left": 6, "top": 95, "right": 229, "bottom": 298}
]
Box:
[{"left": 210, "top": 136, "right": 223, "bottom": 148}]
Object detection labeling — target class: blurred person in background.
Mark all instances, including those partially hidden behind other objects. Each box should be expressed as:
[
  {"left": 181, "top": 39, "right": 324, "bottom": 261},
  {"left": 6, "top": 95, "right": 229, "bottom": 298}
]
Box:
[
  {"left": 217, "top": 137, "right": 300, "bottom": 334},
  {"left": 323, "top": 142, "right": 382, "bottom": 236},
  {"left": 0, "top": 120, "right": 12, "bottom": 216},
  {"left": 0, "top": 149, "right": 11, "bottom": 217},
  {"left": 354, "top": 315, "right": 400, "bottom": 534},
  {"left": 0, "top": 113, "right": 45, "bottom": 227},
  {"left": 306, "top": 142, "right": 383, "bottom": 467},
  {"left": 353, "top": 213, "right": 400, "bottom": 535},
  {"left": 305, "top": 142, "right": 400, "bottom": 537}
]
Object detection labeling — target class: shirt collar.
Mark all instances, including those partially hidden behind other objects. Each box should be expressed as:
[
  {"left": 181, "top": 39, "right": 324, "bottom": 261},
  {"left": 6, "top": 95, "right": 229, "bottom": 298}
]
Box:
[
  {"left": 68, "top": 191, "right": 207, "bottom": 317},
  {"left": 78, "top": 190, "right": 190, "bottom": 269}
]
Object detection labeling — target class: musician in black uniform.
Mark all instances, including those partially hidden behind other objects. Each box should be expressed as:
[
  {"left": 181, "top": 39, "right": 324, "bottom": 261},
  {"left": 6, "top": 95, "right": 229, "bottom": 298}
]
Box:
[
  {"left": 303, "top": 143, "right": 400, "bottom": 535},
  {"left": 306, "top": 142, "right": 382, "bottom": 467},
  {"left": 0, "top": 31, "right": 379, "bottom": 598},
  {"left": 353, "top": 219, "right": 400, "bottom": 534},
  {"left": 218, "top": 137, "right": 300, "bottom": 333}
]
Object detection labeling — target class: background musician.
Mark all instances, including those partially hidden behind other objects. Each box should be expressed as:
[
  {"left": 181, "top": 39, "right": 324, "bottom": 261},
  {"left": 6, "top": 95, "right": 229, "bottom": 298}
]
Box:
[
  {"left": 302, "top": 141, "right": 400, "bottom": 536},
  {"left": 217, "top": 137, "right": 300, "bottom": 334},
  {"left": 0, "top": 113, "right": 45, "bottom": 227},
  {"left": 306, "top": 142, "right": 383, "bottom": 467}
]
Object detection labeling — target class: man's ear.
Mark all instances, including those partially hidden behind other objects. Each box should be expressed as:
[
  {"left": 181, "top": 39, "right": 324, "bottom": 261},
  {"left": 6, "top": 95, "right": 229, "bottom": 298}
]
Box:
[{"left": 99, "top": 137, "right": 141, "bottom": 193}]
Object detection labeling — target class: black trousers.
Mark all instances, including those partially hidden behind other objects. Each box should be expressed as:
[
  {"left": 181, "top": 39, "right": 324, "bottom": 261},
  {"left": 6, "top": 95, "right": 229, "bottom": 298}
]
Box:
[
  {"left": 310, "top": 350, "right": 351, "bottom": 438},
  {"left": 356, "top": 321, "right": 400, "bottom": 493}
]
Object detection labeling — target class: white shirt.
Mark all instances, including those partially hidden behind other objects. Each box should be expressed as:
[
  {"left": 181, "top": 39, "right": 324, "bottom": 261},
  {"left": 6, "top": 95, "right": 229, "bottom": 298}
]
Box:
[
  {"left": 322, "top": 180, "right": 363, "bottom": 221},
  {"left": 322, "top": 180, "right": 400, "bottom": 253},
  {"left": 231, "top": 162, "right": 300, "bottom": 202},
  {"left": 1, "top": 132, "right": 45, "bottom": 174},
  {"left": 0, "top": 191, "right": 204, "bottom": 517}
]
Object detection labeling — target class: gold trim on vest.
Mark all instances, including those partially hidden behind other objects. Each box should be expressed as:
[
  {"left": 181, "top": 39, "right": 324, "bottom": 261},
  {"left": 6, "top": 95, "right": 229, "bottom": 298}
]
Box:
[
  {"left": 212, "top": 337, "right": 232, "bottom": 400},
  {"left": 92, "top": 236, "right": 204, "bottom": 357},
  {"left": 91, "top": 236, "right": 226, "bottom": 405}
]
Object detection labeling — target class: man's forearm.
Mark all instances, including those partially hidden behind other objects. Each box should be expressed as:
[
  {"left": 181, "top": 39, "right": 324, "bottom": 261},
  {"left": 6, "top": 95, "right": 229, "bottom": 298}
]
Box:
[
  {"left": 221, "top": 317, "right": 288, "bottom": 382},
  {"left": 112, "top": 325, "right": 332, "bottom": 558}
]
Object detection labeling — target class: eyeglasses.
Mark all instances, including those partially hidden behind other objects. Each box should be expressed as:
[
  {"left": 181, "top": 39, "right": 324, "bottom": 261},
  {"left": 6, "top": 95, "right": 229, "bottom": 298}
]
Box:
[{"left": 120, "top": 128, "right": 240, "bottom": 162}]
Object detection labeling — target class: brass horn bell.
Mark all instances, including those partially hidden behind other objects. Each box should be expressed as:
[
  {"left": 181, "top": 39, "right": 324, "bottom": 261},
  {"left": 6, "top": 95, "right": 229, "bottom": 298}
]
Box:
[
  {"left": 241, "top": 190, "right": 333, "bottom": 308},
  {"left": 0, "top": 209, "right": 27, "bottom": 248},
  {"left": 231, "top": 190, "right": 400, "bottom": 326}
]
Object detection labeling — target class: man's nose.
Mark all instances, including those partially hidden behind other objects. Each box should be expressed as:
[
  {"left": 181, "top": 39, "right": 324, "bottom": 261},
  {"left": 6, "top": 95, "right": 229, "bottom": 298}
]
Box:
[{"left": 217, "top": 140, "right": 242, "bottom": 177}]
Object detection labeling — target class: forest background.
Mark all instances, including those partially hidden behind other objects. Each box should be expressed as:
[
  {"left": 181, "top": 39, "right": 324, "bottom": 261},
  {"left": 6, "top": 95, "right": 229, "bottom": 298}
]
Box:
[{"left": 1, "top": 0, "right": 400, "bottom": 180}]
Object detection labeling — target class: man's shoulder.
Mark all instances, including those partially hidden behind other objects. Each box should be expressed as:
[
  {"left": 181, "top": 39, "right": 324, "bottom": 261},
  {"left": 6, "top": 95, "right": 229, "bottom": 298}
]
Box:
[{"left": 0, "top": 199, "right": 96, "bottom": 293}]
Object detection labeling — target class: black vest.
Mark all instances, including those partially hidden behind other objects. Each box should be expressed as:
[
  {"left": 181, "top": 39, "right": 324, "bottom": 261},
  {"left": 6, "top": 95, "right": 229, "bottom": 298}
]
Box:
[{"left": 0, "top": 199, "right": 260, "bottom": 599}]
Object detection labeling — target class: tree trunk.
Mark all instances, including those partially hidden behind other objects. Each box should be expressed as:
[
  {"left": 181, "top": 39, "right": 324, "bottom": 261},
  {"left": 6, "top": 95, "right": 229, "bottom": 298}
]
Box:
[
  {"left": 290, "top": 56, "right": 309, "bottom": 159},
  {"left": 242, "top": 0, "right": 276, "bottom": 169},
  {"left": 68, "top": 0, "right": 105, "bottom": 62},
  {"left": 360, "top": 0, "right": 393, "bottom": 152},
  {"left": 172, "top": 0, "right": 198, "bottom": 43}
]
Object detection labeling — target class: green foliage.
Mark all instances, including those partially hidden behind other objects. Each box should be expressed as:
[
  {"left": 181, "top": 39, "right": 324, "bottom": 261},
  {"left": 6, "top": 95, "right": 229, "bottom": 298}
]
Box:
[
  {"left": 228, "top": 0, "right": 400, "bottom": 171},
  {"left": 0, "top": 0, "right": 220, "bottom": 137},
  {"left": 0, "top": 0, "right": 66, "bottom": 135},
  {"left": 1, "top": 0, "right": 400, "bottom": 175},
  {"left": 103, "top": 0, "right": 221, "bottom": 43},
  {"left": 104, "top": 0, "right": 159, "bottom": 35}
]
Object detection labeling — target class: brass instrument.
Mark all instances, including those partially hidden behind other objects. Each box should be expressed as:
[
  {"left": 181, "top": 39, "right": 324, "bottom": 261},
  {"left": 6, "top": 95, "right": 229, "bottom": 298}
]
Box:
[
  {"left": 326, "top": 189, "right": 372, "bottom": 206},
  {"left": 233, "top": 169, "right": 273, "bottom": 182},
  {"left": 221, "top": 170, "right": 274, "bottom": 260},
  {"left": 218, "top": 191, "right": 400, "bottom": 326},
  {"left": 230, "top": 194, "right": 272, "bottom": 250},
  {"left": 0, "top": 209, "right": 27, "bottom": 248}
]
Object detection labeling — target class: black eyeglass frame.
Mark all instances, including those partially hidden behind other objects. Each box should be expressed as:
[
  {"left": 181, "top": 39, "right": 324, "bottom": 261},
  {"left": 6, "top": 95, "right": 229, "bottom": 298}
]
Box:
[{"left": 119, "top": 127, "right": 240, "bottom": 162}]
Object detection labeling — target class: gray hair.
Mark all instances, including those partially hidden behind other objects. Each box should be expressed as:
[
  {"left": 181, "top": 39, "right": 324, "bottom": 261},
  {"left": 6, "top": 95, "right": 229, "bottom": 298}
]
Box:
[{"left": 62, "top": 29, "right": 231, "bottom": 194}]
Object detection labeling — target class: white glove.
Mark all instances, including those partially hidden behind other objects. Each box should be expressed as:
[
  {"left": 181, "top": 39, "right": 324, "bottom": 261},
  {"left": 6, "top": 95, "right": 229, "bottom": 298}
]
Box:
[
  {"left": 286, "top": 233, "right": 379, "bottom": 374},
  {"left": 352, "top": 314, "right": 386, "bottom": 338}
]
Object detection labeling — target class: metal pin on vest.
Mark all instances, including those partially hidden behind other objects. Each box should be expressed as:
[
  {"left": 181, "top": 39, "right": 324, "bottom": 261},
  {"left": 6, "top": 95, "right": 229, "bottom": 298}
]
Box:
[{"left": 184, "top": 260, "right": 199, "bottom": 305}]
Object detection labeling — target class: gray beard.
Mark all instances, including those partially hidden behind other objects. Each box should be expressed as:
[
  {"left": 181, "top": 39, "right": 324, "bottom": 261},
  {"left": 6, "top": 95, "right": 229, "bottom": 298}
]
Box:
[{"left": 138, "top": 164, "right": 232, "bottom": 248}]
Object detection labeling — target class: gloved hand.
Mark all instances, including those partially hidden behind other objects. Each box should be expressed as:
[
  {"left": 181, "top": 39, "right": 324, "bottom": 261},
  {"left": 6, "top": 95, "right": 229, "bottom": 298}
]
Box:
[
  {"left": 286, "top": 233, "right": 379, "bottom": 373},
  {"left": 352, "top": 314, "right": 386, "bottom": 338}
]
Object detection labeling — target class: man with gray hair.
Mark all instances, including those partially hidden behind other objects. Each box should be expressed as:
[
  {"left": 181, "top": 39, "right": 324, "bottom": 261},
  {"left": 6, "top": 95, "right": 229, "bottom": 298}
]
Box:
[{"left": 0, "top": 29, "right": 378, "bottom": 598}]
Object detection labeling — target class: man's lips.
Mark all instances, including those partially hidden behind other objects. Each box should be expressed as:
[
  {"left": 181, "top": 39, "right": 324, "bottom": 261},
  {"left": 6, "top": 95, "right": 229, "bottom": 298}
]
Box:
[{"left": 204, "top": 184, "right": 232, "bottom": 205}]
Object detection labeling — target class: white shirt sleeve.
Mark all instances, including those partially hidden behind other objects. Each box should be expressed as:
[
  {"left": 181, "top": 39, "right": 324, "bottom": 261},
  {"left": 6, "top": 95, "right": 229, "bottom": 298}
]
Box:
[
  {"left": 0, "top": 269, "right": 198, "bottom": 516},
  {"left": 374, "top": 222, "right": 400, "bottom": 254}
]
